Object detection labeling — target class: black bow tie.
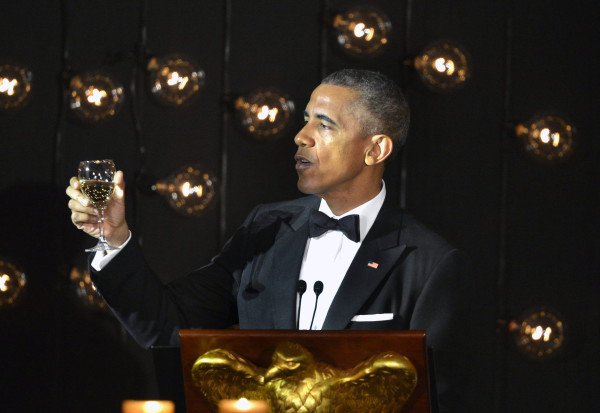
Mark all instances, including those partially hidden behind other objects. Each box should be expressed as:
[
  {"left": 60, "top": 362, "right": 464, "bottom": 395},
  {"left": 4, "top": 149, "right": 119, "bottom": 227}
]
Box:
[{"left": 308, "top": 210, "right": 360, "bottom": 242}]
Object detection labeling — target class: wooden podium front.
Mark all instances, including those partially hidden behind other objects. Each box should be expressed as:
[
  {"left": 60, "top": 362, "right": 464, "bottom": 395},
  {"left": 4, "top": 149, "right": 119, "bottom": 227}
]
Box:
[{"left": 179, "top": 329, "right": 431, "bottom": 413}]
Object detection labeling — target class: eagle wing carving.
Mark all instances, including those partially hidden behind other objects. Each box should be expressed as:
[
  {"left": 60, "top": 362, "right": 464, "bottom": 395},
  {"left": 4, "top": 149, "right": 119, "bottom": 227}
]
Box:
[
  {"left": 191, "top": 348, "right": 272, "bottom": 408},
  {"left": 316, "top": 351, "right": 418, "bottom": 413}
]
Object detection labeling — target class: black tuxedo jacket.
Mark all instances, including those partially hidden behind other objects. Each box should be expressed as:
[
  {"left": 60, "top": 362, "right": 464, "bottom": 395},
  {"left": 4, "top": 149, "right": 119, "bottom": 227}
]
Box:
[{"left": 92, "top": 195, "right": 471, "bottom": 411}]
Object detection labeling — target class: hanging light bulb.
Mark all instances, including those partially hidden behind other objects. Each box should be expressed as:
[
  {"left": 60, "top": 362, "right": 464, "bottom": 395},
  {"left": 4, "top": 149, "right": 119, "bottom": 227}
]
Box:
[
  {"left": 413, "top": 40, "right": 471, "bottom": 92},
  {"left": 508, "top": 307, "right": 565, "bottom": 360},
  {"left": 152, "top": 165, "right": 217, "bottom": 217},
  {"left": 0, "top": 63, "right": 33, "bottom": 111},
  {"left": 69, "top": 266, "right": 107, "bottom": 311},
  {"left": 147, "top": 55, "right": 205, "bottom": 106},
  {"left": 332, "top": 7, "right": 392, "bottom": 57},
  {"left": 234, "top": 89, "right": 295, "bottom": 139},
  {"left": 0, "top": 258, "right": 26, "bottom": 308},
  {"left": 515, "top": 114, "right": 575, "bottom": 162},
  {"left": 69, "top": 72, "right": 124, "bottom": 122}
]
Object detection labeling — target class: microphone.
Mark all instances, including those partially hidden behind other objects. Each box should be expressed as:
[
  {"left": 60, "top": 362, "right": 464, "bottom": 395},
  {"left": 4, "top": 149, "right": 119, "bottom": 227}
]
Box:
[
  {"left": 309, "top": 281, "right": 324, "bottom": 330},
  {"left": 296, "top": 280, "right": 307, "bottom": 329}
]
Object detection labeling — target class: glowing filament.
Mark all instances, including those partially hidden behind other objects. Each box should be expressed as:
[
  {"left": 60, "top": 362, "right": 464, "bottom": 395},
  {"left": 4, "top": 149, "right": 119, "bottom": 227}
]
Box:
[
  {"left": 543, "top": 327, "right": 552, "bottom": 342},
  {"left": 353, "top": 22, "right": 366, "bottom": 37},
  {"left": 86, "top": 87, "right": 108, "bottom": 106},
  {"left": 257, "top": 105, "right": 278, "bottom": 122},
  {"left": 531, "top": 325, "right": 543, "bottom": 340},
  {"left": 181, "top": 181, "right": 203, "bottom": 198},
  {"left": 530, "top": 325, "right": 554, "bottom": 341},
  {"left": 434, "top": 58, "right": 456, "bottom": 75},
  {"left": 167, "top": 71, "right": 189, "bottom": 90},
  {"left": 552, "top": 132, "right": 561, "bottom": 147},
  {"left": 0, "top": 77, "right": 18, "bottom": 96},
  {"left": 353, "top": 22, "right": 375, "bottom": 41},
  {"left": 538, "top": 127, "right": 562, "bottom": 148},
  {"left": 0, "top": 274, "right": 9, "bottom": 292}
]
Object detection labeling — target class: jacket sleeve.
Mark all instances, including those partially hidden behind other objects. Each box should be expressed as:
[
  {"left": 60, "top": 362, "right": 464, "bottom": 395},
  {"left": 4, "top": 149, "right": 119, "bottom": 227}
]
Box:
[{"left": 90, "top": 205, "right": 263, "bottom": 349}]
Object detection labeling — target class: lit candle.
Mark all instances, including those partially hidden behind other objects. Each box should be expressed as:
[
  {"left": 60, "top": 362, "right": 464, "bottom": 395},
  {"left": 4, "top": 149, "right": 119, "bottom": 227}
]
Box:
[
  {"left": 122, "top": 400, "right": 175, "bottom": 413},
  {"left": 218, "top": 398, "right": 270, "bottom": 413}
]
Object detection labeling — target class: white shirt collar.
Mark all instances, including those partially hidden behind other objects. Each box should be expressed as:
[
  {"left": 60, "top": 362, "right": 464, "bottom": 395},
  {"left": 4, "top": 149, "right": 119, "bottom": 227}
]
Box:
[{"left": 318, "top": 181, "right": 387, "bottom": 243}]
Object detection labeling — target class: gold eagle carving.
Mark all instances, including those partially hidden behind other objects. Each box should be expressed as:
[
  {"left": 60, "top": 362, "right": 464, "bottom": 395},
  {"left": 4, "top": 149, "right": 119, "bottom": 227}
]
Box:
[{"left": 191, "top": 341, "right": 418, "bottom": 413}]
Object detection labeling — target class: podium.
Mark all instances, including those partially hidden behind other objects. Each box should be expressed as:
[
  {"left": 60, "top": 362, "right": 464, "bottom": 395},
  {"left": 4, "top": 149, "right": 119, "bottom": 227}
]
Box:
[{"left": 178, "top": 329, "right": 432, "bottom": 412}]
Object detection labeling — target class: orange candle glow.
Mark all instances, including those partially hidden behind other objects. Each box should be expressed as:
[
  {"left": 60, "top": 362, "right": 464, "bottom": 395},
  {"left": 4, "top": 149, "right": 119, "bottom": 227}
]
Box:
[
  {"left": 218, "top": 398, "right": 270, "bottom": 413},
  {"left": 122, "top": 400, "right": 175, "bottom": 413}
]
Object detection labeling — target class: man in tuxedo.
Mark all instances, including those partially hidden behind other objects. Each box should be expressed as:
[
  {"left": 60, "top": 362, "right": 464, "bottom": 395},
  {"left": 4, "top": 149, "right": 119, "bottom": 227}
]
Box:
[{"left": 67, "top": 69, "right": 470, "bottom": 411}]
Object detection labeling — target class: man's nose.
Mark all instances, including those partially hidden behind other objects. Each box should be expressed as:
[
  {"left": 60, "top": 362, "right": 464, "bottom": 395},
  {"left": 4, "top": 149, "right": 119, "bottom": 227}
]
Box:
[{"left": 294, "top": 126, "right": 315, "bottom": 147}]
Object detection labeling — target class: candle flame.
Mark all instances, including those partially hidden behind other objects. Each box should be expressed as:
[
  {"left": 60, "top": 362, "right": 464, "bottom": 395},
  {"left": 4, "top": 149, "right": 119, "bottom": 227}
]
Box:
[{"left": 235, "top": 398, "right": 252, "bottom": 410}]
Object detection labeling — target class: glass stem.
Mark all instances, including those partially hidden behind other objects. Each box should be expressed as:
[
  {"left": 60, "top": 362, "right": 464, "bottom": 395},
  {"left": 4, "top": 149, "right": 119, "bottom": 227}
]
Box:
[{"left": 98, "top": 208, "right": 107, "bottom": 244}]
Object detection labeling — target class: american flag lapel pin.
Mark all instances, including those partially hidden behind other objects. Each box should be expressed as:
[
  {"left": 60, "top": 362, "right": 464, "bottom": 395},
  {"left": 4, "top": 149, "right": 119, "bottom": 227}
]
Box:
[{"left": 367, "top": 261, "right": 379, "bottom": 269}]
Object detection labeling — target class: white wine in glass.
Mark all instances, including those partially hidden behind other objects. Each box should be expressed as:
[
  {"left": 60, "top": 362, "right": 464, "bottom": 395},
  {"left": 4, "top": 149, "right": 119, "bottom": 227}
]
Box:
[{"left": 78, "top": 159, "right": 117, "bottom": 252}]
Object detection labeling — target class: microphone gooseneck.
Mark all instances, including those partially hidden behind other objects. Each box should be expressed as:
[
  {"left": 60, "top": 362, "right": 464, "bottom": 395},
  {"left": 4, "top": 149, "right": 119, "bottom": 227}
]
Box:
[
  {"left": 309, "top": 281, "right": 324, "bottom": 330},
  {"left": 296, "top": 280, "right": 307, "bottom": 329}
]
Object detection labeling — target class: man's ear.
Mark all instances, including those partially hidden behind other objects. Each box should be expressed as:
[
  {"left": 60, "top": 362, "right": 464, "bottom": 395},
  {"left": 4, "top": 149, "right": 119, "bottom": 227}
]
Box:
[{"left": 365, "top": 134, "right": 393, "bottom": 165}]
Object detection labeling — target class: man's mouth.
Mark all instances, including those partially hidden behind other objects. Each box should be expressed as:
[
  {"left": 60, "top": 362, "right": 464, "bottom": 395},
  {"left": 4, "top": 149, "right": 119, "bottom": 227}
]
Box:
[{"left": 294, "top": 155, "right": 313, "bottom": 170}]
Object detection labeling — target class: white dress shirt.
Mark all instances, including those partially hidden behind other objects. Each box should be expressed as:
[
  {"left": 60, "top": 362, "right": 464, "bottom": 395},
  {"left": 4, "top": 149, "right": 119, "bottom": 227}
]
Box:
[
  {"left": 90, "top": 232, "right": 131, "bottom": 270},
  {"left": 297, "top": 182, "right": 386, "bottom": 330}
]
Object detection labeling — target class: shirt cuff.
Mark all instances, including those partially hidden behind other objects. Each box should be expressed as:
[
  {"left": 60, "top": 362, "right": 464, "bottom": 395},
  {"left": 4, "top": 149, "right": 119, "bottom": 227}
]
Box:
[{"left": 90, "top": 231, "right": 132, "bottom": 271}]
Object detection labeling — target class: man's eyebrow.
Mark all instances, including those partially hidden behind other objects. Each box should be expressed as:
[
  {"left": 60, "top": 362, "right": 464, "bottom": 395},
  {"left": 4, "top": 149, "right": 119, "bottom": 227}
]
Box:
[
  {"left": 316, "top": 113, "right": 338, "bottom": 126},
  {"left": 304, "top": 110, "right": 339, "bottom": 126}
]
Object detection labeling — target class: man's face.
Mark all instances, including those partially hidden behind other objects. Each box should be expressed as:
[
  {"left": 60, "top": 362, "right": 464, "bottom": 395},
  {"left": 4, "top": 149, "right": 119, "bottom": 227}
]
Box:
[{"left": 294, "top": 84, "right": 372, "bottom": 199}]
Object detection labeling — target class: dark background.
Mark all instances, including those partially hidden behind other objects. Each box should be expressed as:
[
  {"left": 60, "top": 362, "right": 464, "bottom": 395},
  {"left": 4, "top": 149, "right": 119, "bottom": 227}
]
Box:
[{"left": 1, "top": 0, "right": 598, "bottom": 412}]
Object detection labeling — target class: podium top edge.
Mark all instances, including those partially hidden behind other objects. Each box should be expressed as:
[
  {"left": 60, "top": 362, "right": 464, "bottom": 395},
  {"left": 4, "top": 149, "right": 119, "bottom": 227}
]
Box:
[{"left": 179, "top": 329, "right": 426, "bottom": 339}]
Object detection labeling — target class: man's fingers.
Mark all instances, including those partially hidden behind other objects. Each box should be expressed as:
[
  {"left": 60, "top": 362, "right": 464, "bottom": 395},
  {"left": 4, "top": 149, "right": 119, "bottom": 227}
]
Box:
[
  {"left": 69, "top": 176, "right": 80, "bottom": 189},
  {"left": 65, "top": 185, "right": 89, "bottom": 207},
  {"left": 65, "top": 185, "right": 76, "bottom": 198},
  {"left": 71, "top": 211, "right": 98, "bottom": 225},
  {"left": 68, "top": 199, "right": 97, "bottom": 215}
]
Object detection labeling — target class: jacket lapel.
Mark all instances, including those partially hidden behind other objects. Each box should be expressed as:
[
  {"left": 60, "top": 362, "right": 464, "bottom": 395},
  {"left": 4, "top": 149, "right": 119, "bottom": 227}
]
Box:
[
  {"left": 322, "top": 203, "right": 407, "bottom": 330},
  {"left": 260, "top": 199, "right": 317, "bottom": 329}
]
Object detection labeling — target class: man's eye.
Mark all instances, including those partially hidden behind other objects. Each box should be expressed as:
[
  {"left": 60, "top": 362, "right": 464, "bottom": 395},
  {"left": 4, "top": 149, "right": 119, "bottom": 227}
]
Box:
[{"left": 320, "top": 123, "right": 331, "bottom": 130}]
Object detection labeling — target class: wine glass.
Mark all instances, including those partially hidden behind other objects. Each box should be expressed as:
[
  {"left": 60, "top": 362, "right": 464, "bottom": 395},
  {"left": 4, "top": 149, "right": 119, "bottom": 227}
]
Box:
[{"left": 78, "top": 159, "right": 117, "bottom": 252}]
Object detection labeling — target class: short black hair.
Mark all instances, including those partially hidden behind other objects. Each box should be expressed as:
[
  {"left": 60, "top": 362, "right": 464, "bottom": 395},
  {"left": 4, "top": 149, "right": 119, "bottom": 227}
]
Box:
[{"left": 321, "top": 69, "right": 410, "bottom": 157}]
